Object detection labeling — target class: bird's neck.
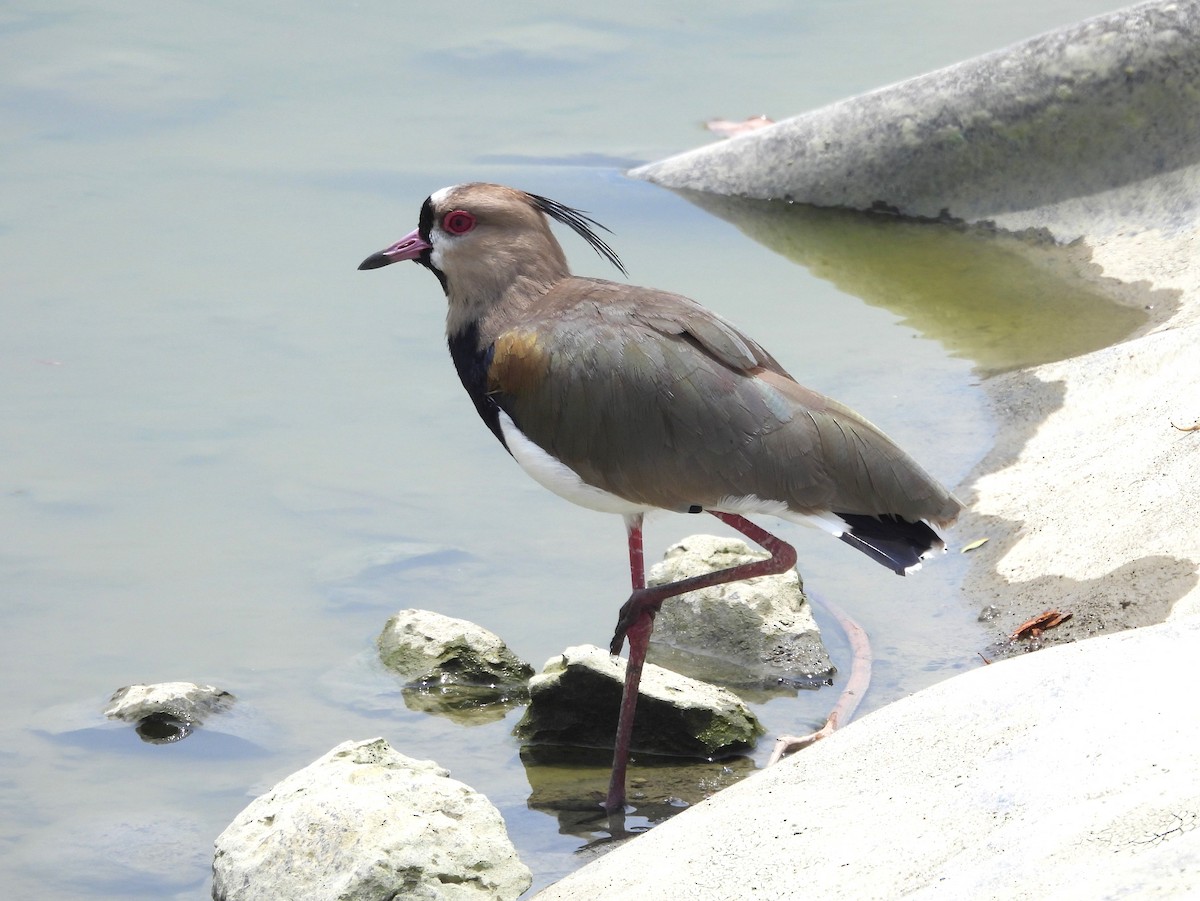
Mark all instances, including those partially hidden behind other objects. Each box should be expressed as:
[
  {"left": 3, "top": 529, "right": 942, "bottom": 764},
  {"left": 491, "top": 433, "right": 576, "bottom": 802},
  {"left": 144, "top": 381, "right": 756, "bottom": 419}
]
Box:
[{"left": 444, "top": 268, "right": 566, "bottom": 338}]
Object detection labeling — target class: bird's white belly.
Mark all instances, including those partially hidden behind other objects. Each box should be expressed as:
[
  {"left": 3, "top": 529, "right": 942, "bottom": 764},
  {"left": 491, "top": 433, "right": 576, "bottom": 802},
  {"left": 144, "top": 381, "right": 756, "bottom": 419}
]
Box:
[
  {"left": 497, "top": 411, "right": 654, "bottom": 516},
  {"left": 497, "top": 411, "right": 865, "bottom": 536}
]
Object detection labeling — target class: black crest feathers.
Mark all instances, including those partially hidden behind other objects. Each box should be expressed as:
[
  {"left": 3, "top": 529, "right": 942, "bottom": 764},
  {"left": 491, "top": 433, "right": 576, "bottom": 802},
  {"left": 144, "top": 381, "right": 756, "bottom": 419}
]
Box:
[{"left": 526, "top": 192, "right": 627, "bottom": 276}]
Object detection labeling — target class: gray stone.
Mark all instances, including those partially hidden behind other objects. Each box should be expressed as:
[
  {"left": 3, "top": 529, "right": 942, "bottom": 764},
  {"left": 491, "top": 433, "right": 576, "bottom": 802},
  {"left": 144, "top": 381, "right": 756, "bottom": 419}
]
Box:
[
  {"left": 647, "top": 535, "right": 832, "bottom": 681},
  {"left": 377, "top": 608, "right": 533, "bottom": 687},
  {"left": 104, "top": 681, "right": 235, "bottom": 743},
  {"left": 513, "top": 645, "right": 763, "bottom": 758},
  {"left": 212, "top": 738, "right": 531, "bottom": 901}
]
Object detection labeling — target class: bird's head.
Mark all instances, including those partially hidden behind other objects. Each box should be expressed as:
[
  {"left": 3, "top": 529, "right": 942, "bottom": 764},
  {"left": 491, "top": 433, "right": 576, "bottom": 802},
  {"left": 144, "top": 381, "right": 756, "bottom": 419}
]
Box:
[{"left": 358, "top": 183, "right": 625, "bottom": 311}]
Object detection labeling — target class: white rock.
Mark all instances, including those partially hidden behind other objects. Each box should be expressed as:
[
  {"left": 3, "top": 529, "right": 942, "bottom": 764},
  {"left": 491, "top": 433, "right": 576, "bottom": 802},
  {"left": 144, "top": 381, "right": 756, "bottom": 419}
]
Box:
[
  {"left": 104, "top": 681, "right": 235, "bottom": 742},
  {"left": 212, "top": 738, "right": 531, "bottom": 901}
]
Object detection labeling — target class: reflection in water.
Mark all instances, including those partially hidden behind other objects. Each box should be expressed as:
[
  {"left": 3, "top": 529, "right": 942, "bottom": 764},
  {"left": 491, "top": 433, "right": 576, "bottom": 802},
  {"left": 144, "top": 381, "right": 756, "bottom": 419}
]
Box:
[
  {"left": 644, "top": 642, "right": 832, "bottom": 704},
  {"left": 674, "top": 192, "right": 1154, "bottom": 374},
  {"left": 401, "top": 683, "right": 528, "bottom": 726},
  {"left": 518, "top": 743, "right": 756, "bottom": 841}
]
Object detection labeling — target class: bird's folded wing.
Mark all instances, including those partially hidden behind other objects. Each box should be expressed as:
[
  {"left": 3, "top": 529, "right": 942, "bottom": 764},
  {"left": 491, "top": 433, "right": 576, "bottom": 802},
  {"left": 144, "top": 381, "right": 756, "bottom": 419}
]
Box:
[{"left": 488, "top": 280, "right": 959, "bottom": 523}]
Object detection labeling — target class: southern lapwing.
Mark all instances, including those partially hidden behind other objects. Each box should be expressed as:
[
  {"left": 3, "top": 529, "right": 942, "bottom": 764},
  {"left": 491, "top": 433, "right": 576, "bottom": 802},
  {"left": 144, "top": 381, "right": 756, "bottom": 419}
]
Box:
[{"left": 359, "top": 183, "right": 962, "bottom": 813}]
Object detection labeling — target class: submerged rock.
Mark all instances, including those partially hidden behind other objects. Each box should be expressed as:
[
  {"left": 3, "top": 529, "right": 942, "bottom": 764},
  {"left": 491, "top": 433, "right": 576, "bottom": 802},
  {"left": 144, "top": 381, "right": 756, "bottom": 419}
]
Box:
[
  {"left": 513, "top": 644, "right": 763, "bottom": 758},
  {"left": 212, "top": 738, "right": 531, "bottom": 901},
  {"left": 648, "top": 535, "right": 833, "bottom": 683},
  {"left": 313, "top": 541, "right": 477, "bottom": 610},
  {"left": 22, "top": 811, "right": 209, "bottom": 896},
  {"left": 377, "top": 608, "right": 534, "bottom": 688},
  {"left": 104, "top": 681, "right": 235, "bottom": 744}
]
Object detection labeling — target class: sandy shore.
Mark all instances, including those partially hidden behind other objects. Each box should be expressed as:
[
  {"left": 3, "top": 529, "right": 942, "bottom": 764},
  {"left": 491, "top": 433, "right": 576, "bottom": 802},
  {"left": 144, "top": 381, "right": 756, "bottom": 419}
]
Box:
[{"left": 963, "top": 225, "right": 1199, "bottom": 650}]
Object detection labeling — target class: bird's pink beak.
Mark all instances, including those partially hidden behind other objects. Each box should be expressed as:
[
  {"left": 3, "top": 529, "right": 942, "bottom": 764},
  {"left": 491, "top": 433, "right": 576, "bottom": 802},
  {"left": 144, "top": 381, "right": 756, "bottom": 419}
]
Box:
[{"left": 358, "top": 228, "right": 432, "bottom": 270}]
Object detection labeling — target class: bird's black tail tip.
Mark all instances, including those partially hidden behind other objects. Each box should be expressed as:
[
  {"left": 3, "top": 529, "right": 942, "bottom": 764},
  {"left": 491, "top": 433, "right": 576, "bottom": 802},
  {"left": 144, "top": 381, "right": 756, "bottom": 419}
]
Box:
[{"left": 835, "top": 512, "right": 945, "bottom": 576}]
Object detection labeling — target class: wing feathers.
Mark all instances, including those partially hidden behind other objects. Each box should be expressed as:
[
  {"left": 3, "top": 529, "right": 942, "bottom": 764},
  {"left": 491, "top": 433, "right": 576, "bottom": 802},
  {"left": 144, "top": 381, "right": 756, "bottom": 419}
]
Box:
[{"left": 485, "top": 278, "right": 961, "bottom": 527}]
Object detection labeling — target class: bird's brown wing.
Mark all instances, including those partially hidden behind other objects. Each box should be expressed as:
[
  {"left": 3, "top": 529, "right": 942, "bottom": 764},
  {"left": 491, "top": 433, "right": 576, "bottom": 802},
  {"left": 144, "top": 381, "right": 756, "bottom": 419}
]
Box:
[{"left": 487, "top": 278, "right": 960, "bottom": 524}]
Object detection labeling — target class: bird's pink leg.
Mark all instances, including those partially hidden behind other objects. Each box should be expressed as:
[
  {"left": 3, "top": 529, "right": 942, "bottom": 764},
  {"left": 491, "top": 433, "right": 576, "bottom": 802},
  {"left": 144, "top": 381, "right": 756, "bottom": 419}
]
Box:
[
  {"left": 604, "top": 511, "right": 797, "bottom": 812},
  {"left": 626, "top": 513, "right": 646, "bottom": 591},
  {"left": 606, "top": 514, "right": 647, "bottom": 813}
]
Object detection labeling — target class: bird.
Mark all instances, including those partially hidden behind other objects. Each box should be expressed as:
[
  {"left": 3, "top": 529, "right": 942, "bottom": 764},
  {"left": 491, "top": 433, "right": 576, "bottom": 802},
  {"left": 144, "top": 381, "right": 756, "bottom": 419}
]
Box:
[{"left": 358, "top": 182, "right": 962, "bottom": 813}]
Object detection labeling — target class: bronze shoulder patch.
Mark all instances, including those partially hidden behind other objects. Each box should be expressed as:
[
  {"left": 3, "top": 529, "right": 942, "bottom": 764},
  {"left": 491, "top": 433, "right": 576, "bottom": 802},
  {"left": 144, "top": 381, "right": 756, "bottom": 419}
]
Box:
[{"left": 488, "top": 330, "right": 549, "bottom": 396}]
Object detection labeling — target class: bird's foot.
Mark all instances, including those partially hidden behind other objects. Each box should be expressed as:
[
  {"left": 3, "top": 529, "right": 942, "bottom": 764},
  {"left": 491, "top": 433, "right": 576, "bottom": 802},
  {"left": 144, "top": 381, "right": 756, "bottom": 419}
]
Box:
[{"left": 609, "top": 588, "right": 662, "bottom": 655}]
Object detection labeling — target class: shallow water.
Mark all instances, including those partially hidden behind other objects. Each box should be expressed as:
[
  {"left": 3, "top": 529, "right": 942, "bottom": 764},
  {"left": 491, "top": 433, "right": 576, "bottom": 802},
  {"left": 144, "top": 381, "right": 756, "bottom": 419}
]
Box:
[
  {"left": 677, "top": 193, "right": 1151, "bottom": 374},
  {"left": 1, "top": 1, "right": 1133, "bottom": 896}
]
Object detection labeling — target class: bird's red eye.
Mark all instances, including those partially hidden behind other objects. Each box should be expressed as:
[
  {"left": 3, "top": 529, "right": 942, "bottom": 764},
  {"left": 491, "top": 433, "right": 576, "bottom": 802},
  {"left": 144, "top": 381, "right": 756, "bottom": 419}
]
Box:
[{"left": 442, "top": 210, "right": 476, "bottom": 235}]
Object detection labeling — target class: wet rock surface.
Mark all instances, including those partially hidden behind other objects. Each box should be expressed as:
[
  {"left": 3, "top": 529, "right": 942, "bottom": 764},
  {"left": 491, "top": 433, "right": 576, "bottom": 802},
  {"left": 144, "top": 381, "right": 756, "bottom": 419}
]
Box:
[
  {"left": 513, "top": 644, "right": 764, "bottom": 758},
  {"left": 377, "top": 607, "right": 534, "bottom": 687},
  {"left": 104, "top": 681, "right": 235, "bottom": 744}
]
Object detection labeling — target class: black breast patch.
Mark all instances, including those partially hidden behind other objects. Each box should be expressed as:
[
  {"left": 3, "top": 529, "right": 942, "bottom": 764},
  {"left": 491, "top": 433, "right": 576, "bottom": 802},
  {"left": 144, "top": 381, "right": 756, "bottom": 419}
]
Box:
[{"left": 447, "top": 322, "right": 505, "bottom": 448}]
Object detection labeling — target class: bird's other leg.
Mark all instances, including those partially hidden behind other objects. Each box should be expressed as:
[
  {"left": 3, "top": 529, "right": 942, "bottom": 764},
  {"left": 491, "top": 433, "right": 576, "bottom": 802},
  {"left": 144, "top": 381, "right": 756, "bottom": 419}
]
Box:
[
  {"left": 609, "top": 512, "right": 797, "bottom": 653},
  {"left": 606, "top": 513, "right": 647, "bottom": 814},
  {"left": 604, "top": 512, "right": 797, "bottom": 813}
]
